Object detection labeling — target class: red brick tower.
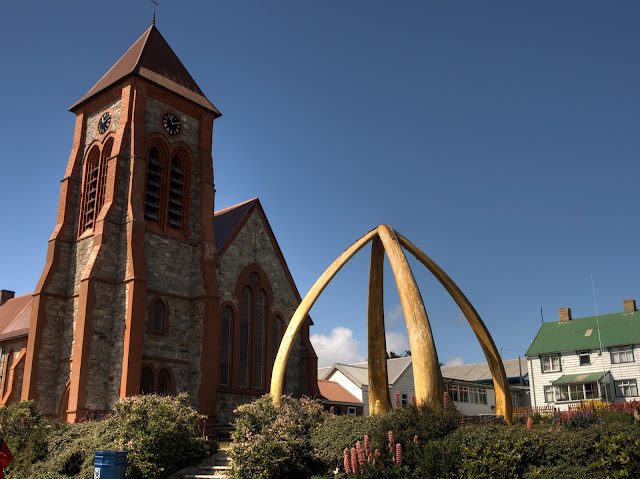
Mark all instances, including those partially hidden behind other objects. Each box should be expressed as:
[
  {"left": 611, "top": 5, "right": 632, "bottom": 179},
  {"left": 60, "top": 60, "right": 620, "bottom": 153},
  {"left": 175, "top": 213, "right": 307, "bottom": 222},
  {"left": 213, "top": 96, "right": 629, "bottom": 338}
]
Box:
[{"left": 21, "top": 26, "right": 222, "bottom": 421}]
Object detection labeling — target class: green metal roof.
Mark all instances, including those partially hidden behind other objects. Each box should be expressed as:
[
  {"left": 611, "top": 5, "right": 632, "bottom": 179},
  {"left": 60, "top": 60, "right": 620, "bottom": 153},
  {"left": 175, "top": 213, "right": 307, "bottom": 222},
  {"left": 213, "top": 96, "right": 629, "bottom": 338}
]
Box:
[
  {"left": 552, "top": 372, "right": 605, "bottom": 385},
  {"left": 526, "top": 310, "right": 640, "bottom": 355}
]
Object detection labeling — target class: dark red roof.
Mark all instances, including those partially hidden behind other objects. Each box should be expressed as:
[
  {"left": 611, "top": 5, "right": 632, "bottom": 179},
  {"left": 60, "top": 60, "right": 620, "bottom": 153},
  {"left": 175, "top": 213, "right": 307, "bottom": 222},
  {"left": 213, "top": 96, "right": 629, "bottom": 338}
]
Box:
[
  {"left": 318, "top": 380, "right": 362, "bottom": 405},
  {"left": 70, "top": 25, "right": 221, "bottom": 116},
  {"left": 214, "top": 198, "right": 259, "bottom": 254},
  {"left": 0, "top": 294, "right": 32, "bottom": 341}
]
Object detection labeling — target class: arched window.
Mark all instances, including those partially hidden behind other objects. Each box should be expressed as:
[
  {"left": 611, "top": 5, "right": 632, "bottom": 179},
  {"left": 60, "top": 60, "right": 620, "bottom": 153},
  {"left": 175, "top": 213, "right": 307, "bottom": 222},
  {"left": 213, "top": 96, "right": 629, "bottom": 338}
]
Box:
[
  {"left": 167, "top": 156, "right": 185, "bottom": 230},
  {"left": 145, "top": 147, "right": 162, "bottom": 223},
  {"left": 157, "top": 369, "right": 171, "bottom": 395},
  {"left": 79, "top": 143, "right": 110, "bottom": 235},
  {"left": 254, "top": 290, "right": 266, "bottom": 389},
  {"left": 219, "top": 306, "right": 233, "bottom": 387},
  {"left": 140, "top": 366, "right": 153, "bottom": 394},
  {"left": 273, "top": 315, "right": 283, "bottom": 364},
  {"left": 151, "top": 300, "right": 166, "bottom": 335},
  {"left": 239, "top": 287, "right": 252, "bottom": 388},
  {"left": 95, "top": 138, "right": 113, "bottom": 222}
]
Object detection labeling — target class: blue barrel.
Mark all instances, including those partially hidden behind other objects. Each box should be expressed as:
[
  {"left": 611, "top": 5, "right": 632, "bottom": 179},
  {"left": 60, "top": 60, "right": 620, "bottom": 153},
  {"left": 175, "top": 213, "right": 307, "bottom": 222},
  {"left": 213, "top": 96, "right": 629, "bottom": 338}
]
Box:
[{"left": 94, "top": 450, "right": 127, "bottom": 479}]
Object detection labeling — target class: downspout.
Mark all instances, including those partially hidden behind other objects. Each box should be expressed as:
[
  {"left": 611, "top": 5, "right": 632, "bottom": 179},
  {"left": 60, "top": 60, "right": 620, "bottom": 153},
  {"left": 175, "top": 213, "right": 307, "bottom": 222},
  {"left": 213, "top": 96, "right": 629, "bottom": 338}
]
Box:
[{"left": 528, "top": 357, "right": 536, "bottom": 408}]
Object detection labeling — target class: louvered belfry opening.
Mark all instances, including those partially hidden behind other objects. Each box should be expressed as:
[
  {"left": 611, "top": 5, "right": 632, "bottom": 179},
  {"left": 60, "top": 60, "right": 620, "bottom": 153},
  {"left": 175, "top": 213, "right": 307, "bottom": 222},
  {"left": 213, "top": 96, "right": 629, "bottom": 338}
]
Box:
[
  {"left": 168, "top": 155, "right": 185, "bottom": 229},
  {"left": 145, "top": 147, "right": 162, "bottom": 223},
  {"left": 78, "top": 140, "right": 110, "bottom": 236}
]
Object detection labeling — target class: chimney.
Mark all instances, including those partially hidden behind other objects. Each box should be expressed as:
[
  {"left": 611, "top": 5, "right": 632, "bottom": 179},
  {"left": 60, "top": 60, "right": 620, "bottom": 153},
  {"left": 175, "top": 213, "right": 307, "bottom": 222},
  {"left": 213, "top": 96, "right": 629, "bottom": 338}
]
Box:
[
  {"left": 623, "top": 298, "right": 636, "bottom": 313},
  {"left": 0, "top": 290, "right": 15, "bottom": 307},
  {"left": 559, "top": 307, "right": 571, "bottom": 323}
]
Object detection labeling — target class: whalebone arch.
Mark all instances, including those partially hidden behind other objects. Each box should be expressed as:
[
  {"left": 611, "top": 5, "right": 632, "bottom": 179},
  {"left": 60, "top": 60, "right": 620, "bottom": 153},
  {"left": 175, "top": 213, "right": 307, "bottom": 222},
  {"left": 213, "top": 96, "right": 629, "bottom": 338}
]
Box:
[{"left": 270, "top": 225, "right": 513, "bottom": 424}]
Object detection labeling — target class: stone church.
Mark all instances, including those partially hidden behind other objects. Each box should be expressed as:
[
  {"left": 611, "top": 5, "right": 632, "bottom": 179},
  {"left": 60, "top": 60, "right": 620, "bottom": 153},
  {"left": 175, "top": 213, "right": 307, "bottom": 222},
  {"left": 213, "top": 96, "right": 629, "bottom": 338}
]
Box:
[{"left": 0, "top": 25, "right": 319, "bottom": 424}]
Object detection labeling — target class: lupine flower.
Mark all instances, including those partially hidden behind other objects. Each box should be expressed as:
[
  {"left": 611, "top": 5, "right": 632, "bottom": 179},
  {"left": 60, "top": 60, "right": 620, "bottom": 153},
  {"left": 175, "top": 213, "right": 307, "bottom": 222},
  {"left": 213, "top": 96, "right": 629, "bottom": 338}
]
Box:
[
  {"left": 395, "top": 443, "right": 402, "bottom": 466},
  {"left": 351, "top": 447, "right": 359, "bottom": 475},
  {"left": 460, "top": 415, "right": 465, "bottom": 427},
  {"left": 356, "top": 441, "right": 365, "bottom": 470},
  {"left": 343, "top": 448, "right": 351, "bottom": 474},
  {"left": 527, "top": 416, "right": 533, "bottom": 429},
  {"left": 443, "top": 391, "right": 451, "bottom": 410},
  {"left": 330, "top": 406, "right": 335, "bottom": 415},
  {"left": 388, "top": 430, "right": 395, "bottom": 452},
  {"left": 413, "top": 434, "right": 418, "bottom": 445},
  {"left": 411, "top": 394, "right": 417, "bottom": 405},
  {"left": 394, "top": 391, "right": 400, "bottom": 408},
  {"left": 364, "top": 435, "right": 371, "bottom": 462}
]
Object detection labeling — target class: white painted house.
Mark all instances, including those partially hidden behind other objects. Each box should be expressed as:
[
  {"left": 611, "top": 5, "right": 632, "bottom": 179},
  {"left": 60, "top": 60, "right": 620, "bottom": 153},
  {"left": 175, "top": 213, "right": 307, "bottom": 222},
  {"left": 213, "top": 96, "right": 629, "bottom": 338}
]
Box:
[
  {"left": 526, "top": 299, "right": 640, "bottom": 411},
  {"left": 319, "top": 357, "right": 529, "bottom": 416}
]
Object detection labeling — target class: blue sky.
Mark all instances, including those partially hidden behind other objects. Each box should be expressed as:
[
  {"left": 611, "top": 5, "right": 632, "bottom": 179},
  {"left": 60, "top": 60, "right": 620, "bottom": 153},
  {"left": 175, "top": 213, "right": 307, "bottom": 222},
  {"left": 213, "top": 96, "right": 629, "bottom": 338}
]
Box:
[{"left": 1, "top": 1, "right": 639, "bottom": 368}]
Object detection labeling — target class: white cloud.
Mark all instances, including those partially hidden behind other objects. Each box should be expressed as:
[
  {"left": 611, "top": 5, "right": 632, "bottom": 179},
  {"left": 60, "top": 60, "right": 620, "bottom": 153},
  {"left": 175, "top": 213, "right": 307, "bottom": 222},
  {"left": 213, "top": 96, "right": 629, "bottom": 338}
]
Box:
[
  {"left": 385, "top": 304, "right": 404, "bottom": 325},
  {"left": 443, "top": 356, "right": 465, "bottom": 367},
  {"left": 311, "top": 327, "right": 364, "bottom": 367},
  {"left": 385, "top": 331, "right": 410, "bottom": 355}
]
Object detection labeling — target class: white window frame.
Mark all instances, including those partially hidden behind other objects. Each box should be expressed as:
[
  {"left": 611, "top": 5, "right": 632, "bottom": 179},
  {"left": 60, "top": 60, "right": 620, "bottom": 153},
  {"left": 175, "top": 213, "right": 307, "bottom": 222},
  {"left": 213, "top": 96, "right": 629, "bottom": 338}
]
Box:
[
  {"left": 610, "top": 346, "right": 634, "bottom": 364},
  {"left": 448, "top": 384, "right": 459, "bottom": 402},
  {"left": 554, "top": 382, "right": 599, "bottom": 402},
  {"left": 478, "top": 388, "right": 487, "bottom": 404},
  {"left": 544, "top": 385, "right": 555, "bottom": 403},
  {"left": 347, "top": 406, "right": 357, "bottom": 416},
  {"left": 459, "top": 386, "right": 468, "bottom": 403},
  {"left": 541, "top": 354, "right": 561, "bottom": 372},
  {"left": 468, "top": 387, "right": 479, "bottom": 404},
  {"left": 615, "top": 379, "right": 638, "bottom": 397}
]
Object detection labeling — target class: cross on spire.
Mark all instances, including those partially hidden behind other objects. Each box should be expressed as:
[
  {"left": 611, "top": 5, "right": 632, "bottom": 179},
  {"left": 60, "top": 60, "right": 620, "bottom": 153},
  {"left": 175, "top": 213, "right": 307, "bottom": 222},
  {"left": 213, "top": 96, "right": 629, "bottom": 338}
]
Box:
[{"left": 151, "top": 0, "right": 159, "bottom": 25}]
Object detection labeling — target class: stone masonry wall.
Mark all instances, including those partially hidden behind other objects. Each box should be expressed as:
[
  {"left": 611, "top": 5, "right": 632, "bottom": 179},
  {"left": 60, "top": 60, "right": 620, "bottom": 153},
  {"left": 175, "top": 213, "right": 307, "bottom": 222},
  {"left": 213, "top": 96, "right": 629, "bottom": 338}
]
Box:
[{"left": 215, "top": 209, "right": 310, "bottom": 423}]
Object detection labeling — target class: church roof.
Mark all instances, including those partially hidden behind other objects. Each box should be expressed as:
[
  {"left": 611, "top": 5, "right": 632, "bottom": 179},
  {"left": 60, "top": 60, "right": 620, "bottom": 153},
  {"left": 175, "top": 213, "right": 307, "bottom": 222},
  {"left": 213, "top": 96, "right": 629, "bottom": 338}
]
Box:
[
  {"left": 214, "top": 198, "right": 259, "bottom": 254},
  {"left": 0, "top": 294, "right": 32, "bottom": 341},
  {"left": 70, "top": 25, "right": 221, "bottom": 116}
]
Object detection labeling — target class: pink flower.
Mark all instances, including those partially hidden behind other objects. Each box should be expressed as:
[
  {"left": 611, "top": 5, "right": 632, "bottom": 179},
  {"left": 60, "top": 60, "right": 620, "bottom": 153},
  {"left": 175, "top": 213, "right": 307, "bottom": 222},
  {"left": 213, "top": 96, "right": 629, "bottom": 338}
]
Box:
[
  {"left": 351, "top": 447, "right": 359, "bottom": 475},
  {"left": 413, "top": 434, "right": 418, "bottom": 445},
  {"left": 388, "top": 430, "right": 395, "bottom": 452},
  {"left": 411, "top": 394, "right": 417, "bottom": 405},
  {"left": 356, "top": 441, "right": 365, "bottom": 470},
  {"left": 364, "top": 435, "right": 371, "bottom": 462},
  {"left": 395, "top": 443, "right": 402, "bottom": 467},
  {"left": 343, "top": 448, "right": 351, "bottom": 474},
  {"left": 443, "top": 391, "right": 451, "bottom": 410},
  {"left": 394, "top": 391, "right": 400, "bottom": 408}
]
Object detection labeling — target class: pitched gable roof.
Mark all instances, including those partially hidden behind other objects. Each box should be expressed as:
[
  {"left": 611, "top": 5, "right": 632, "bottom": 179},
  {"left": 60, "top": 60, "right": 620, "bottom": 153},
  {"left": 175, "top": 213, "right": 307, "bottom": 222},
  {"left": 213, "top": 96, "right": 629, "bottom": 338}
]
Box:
[
  {"left": 214, "top": 198, "right": 258, "bottom": 255},
  {"left": 70, "top": 25, "right": 221, "bottom": 115},
  {"left": 526, "top": 309, "right": 640, "bottom": 355},
  {"left": 318, "top": 380, "right": 362, "bottom": 405},
  {"left": 327, "top": 357, "right": 413, "bottom": 388},
  {"left": 0, "top": 294, "right": 33, "bottom": 341},
  {"left": 441, "top": 358, "right": 527, "bottom": 383}
]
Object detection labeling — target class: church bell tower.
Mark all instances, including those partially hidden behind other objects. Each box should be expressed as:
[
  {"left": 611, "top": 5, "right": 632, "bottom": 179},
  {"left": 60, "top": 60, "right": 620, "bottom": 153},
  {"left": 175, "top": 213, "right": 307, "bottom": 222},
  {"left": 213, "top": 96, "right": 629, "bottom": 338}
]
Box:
[{"left": 21, "top": 25, "right": 223, "bottom": 421}]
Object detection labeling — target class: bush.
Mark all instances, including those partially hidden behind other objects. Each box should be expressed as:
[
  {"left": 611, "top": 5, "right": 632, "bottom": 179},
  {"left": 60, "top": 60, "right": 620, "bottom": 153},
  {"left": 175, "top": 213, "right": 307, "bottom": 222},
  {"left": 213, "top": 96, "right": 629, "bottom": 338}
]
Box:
[
  {"left": 593, "top": 431, "right": 640, "bottom": 478},
  {"left": 113, "top": 393, "right": 213, "bottom": 479},
  {"left": 228, "top": 395, "right": 325, "bottom": 479}
]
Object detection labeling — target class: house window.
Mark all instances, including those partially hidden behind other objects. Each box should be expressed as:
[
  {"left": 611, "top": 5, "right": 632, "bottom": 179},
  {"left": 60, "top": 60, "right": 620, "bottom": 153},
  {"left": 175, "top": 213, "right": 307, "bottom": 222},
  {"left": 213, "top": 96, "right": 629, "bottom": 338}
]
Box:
[
  {"left": 541, "top": 354, "right": 561, "bottom": 372},
  {"left": 347, "top": 407, "right": 356, "bottom": 416},
  {"left": 478, "top": 388, "right": 487, "bottom": 405},
  {"left": 140, "top": 367, "right": 153, "bottom": 394},
  {"left": 448, "top": 384, "right": 458, "bottom": 402},
  {"left": 578, "top": 350, "right": 590, "bottom": 366},
  {"left": 459, "top": 386, "right": 468, "bottom": 403},
  {"left": 402, "top": 393, "right": 408, "bottom": 406},
  {"left": 219, "top": 306, "right": 233, "bottom": 387},
  {"left": 554, "top": 382, "right": 599, "bottom": 402},
  {"left": 615, "top": 379, "right": 638, "bottom": 397},
  {"left": 544, "top": 385, "right": 555, "bottom": 403},
  {"left": 610, "top": 346, "right": 634, "bottom": 364}
]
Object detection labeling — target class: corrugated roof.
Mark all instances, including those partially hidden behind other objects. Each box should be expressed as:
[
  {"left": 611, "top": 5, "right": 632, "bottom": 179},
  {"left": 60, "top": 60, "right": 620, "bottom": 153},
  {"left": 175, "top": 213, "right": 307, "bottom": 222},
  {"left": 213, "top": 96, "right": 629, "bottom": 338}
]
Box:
[
  {"left": 317, "top": 367, "right": 332, "bottom": 380},
  {"left": 526, "top": 310, "right": 640, "bottom": 355},
  {"left": 0, "top": 294, "right": 32, "bottom": 341},
  {"left": 318, "top": 380, "right": 362, "bottom": 405},
  {"left": 441, "top": 358, "right": 527, "bottom": 383},
  {"left": 552, "top": 372, "right": 606, "bottom": 385},
  {"left": 328, "top": 357, "right": 413, "bottom": 387},
  {"left": 70, "top": 25, "right": 221, "bottom": 115}
]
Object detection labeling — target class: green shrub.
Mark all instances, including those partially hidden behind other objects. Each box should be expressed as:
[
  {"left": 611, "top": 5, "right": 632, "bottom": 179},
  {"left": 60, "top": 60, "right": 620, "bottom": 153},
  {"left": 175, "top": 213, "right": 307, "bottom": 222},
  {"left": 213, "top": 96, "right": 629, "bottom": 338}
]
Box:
[
  {"left": 112, "top": 393, "right": 213, "bottom": 479},
  {"left": 228, "top": 395, "right": 325, "bottom": 479},
  {"left": 593, "top": 431, "right": 640, "bottom": 478}
]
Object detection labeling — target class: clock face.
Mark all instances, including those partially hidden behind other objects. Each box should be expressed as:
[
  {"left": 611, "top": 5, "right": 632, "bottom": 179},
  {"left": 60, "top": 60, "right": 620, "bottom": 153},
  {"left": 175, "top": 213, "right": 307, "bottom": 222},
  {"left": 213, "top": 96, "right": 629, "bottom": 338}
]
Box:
[
  {"left": 162, "top": 112, "right": 182, "bottom": 136},
  {"left": 97, "top": 111, "right": 111, "bottom": 135}
]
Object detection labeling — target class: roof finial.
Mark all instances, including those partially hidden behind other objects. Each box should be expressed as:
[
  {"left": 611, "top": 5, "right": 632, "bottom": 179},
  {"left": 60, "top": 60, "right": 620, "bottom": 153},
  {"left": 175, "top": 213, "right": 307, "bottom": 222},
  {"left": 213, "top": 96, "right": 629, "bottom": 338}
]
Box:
[{"left": 151, "top": 0, "right": 158, "bottom": 25}]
